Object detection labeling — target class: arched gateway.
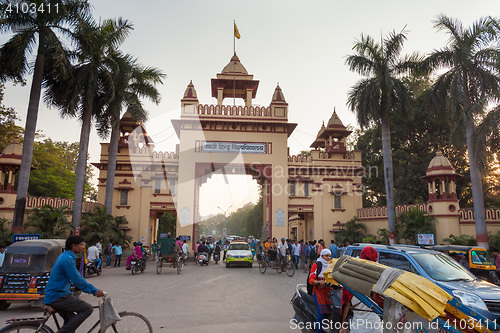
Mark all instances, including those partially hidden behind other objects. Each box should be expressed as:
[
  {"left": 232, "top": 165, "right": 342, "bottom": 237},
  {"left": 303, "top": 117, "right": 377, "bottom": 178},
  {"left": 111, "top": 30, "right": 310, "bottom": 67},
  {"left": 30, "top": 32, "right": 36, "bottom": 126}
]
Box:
[{"left": 92, "top": 54, "right": 364, "bottom": 249}]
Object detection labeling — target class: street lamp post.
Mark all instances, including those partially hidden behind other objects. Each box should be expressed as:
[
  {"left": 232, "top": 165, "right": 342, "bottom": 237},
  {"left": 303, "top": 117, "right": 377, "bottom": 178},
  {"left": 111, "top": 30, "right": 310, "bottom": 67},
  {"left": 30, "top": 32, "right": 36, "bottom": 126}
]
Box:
[{"left": 217, "top": 204, "right": 232, "bottom": 237}]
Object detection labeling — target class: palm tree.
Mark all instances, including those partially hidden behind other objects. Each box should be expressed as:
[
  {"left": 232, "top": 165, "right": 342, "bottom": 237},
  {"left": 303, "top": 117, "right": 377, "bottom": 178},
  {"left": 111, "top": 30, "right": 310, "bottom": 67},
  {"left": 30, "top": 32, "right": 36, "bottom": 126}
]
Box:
[
  {"left": 422, "top": 15, "right": 500, "bottom": 249},
  {"left": 346, "top": 30, "right": 416, "bottom": 244},
  {"left": 44, "top": 17, "right": 133, "bottom": 229},
  {"left": 98, "top": 53, "right": 164, "bottom": 214},
  {"left": 396, "top": 207, "right": 435, "bottom": 245},
  {"left": 0, "top": 218, "right": 12, "bottom": 246},
  {"left": 0, "top": 0, "right": 89, "bottom": 233},
  {"left": 80, "top": 206, "right": 128, "bottom": 245},
  {"left": 335, "top": 217, "right": 366, "bottom": 244},
  {"left": 25, "top": 205, "right": 74, "bottom": 238}
]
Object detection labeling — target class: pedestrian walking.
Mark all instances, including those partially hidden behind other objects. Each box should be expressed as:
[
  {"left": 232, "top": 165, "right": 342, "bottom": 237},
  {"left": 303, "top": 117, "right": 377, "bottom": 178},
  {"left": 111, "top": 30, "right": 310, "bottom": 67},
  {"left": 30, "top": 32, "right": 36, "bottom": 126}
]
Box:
[
  {"left": 151, "top": 241, "right": 157, "bottom": 261},
  {"left": 293, "top": 240, "right": 300, "bottom": 269},
  {"left": 299, "top": 240, "right": 306, "bottom": 269},
  {"left": 329, "top": 240, "right": 339, "bottom": 258},
  {"left": 105, "top": 241, "right": 113, "bottom": 267},
  {"left": 112, "top": 242, "right": 122, "bottom": 267}
]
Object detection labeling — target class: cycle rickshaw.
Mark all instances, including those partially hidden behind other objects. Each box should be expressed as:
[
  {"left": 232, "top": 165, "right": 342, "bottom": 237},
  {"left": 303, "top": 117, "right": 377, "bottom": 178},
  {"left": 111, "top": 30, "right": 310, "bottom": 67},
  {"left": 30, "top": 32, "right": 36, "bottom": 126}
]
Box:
[{"left": 155, "top": 237, "right": 184, "bottom": 274}]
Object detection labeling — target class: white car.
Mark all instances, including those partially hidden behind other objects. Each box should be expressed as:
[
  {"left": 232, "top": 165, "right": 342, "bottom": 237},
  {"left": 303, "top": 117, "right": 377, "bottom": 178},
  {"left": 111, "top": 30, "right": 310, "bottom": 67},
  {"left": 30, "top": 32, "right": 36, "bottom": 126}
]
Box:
[{"left": 226, "top": 241, "right": 253, "bottom": 268}]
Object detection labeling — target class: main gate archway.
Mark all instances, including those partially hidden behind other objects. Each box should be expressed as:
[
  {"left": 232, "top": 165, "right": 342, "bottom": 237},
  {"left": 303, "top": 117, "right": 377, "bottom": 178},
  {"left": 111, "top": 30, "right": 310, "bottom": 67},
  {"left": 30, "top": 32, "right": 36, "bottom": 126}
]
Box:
[{"left": 172, "top": 54, "right": 297, "bottom": 246}]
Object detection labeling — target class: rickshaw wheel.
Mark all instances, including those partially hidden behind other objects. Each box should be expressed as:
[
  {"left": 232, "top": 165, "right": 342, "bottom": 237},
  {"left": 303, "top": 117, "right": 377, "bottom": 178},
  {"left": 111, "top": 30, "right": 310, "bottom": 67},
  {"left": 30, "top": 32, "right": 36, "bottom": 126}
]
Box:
[
  {"left": 258, "top": 259, "right": 266, "bottom": 274},
  {"left": 177, "top": 257, "right": 184, "bottom": 274},
  {"left": 0, "top": 301, "right": 10, "bottom": 310},
  {"left": 156, "top": 258, "right": 163, "bottom": 274}
]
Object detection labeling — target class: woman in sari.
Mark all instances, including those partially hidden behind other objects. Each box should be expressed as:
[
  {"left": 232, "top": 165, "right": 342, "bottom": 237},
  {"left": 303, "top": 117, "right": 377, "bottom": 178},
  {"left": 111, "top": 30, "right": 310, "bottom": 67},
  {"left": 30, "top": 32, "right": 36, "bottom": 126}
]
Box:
[
  {"left": 125, "top": 242, "right": 143, "bottom": 270},
  {"left": 308, "top": 249, "right": 332, "bottom": 333}
]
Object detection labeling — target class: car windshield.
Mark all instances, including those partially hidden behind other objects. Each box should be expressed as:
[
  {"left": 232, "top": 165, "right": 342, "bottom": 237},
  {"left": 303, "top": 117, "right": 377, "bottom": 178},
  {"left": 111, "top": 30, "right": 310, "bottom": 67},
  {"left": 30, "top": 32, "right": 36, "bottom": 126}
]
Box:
[
  {"left": 229, "top": 244, "right": 249, "bottom": 251},
  {"left": 470, "top": 250, "right": 494, "bottom": 265},
  {"left": 411, "top": 253, "right": 476, "bottom": 282}
]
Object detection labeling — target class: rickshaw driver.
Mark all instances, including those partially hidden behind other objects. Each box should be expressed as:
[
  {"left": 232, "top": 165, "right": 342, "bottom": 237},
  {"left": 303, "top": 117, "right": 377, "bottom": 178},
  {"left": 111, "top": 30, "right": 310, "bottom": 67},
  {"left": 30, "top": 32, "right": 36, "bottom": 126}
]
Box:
[{"left": 44, "top": 235, "right": 105, "bottom": 333}]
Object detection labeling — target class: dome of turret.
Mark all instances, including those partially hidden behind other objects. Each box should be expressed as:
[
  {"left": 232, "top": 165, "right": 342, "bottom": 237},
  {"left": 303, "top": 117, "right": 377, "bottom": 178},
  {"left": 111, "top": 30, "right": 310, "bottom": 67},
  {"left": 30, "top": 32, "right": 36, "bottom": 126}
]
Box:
[
  {"left": 0, "top": 137, "right": 23, "bottom": 167},
  {"left": 221, "top": 54, "right": 249, "bottom": 75},
  {"left": 426, "top": 150, "right": 456, "bottom": 176}
]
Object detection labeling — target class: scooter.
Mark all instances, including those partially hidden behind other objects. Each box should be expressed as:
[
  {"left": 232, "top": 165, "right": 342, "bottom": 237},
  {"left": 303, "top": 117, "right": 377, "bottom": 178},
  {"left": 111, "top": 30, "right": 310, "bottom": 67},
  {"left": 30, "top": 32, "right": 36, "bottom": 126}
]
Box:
[
  {"left": 197, "top": 252, "right": 209, "bottom": 266},
  {"left": 85, "top": 260, "right": 102, "bottom": 278},
  {"left": 213, "top": 252, "right": 220, "bottom": 264},
  {"left": 290, "top": 284, "right": 342, "bottom": 333}
]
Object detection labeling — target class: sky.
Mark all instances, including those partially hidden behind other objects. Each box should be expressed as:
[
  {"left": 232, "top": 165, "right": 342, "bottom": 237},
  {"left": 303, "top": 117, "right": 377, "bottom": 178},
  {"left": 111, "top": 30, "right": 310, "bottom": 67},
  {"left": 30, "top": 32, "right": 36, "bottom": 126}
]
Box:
[{"left": 2, "top": 0, "right": 500, "bottom": 216}]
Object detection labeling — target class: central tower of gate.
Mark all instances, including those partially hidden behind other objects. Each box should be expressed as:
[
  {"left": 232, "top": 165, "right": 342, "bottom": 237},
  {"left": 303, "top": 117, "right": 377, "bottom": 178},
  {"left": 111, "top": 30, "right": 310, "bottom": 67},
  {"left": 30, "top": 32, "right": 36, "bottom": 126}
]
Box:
[{"left": 172, "top": 54, "right": 297, "bottom": 243}]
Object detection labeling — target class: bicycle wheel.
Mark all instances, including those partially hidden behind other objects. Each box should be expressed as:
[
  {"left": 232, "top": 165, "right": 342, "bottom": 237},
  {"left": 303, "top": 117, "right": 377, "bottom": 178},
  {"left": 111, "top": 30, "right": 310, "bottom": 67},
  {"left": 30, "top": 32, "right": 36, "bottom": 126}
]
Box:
[
  {"left": 258, "top": 259, "right": 266, "bottom": 274},
  {"left": 0, "top": 322, "right": 53, "bottom": 333},
  {"left": 104, "top": 311, "right": 153, "bottom": 333},
  {"left": 285, "top": 261, "right": 295, "bottom": 277},
  {"left": 156, "top": 258, "right": 162, "bottom": 274}
]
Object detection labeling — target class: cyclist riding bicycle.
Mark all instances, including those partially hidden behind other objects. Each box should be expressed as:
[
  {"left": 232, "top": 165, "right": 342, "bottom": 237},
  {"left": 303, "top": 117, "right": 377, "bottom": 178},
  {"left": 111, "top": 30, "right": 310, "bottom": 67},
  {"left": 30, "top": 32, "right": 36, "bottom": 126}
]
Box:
[
  {"left": 277, "top": 238, "right": 287, "bottom": 265},
  {"left": 44, "top": 235, "right": 105, "bottom": 333}
]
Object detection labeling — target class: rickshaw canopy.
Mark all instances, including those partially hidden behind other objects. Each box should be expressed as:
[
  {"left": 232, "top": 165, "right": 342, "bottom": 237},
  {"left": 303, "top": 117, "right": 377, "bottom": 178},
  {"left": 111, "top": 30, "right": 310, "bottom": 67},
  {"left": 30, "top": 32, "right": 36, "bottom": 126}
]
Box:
[{"left": 1, "top": 239, "right": 66, "bottom": 274}]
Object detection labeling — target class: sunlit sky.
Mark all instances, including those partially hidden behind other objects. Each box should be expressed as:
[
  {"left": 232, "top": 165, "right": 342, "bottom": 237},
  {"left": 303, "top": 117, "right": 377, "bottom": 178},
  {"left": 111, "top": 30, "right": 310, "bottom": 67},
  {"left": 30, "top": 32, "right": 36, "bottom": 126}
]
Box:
[{"left": 2, "top": 0, "right": 499, "bottom": 216}]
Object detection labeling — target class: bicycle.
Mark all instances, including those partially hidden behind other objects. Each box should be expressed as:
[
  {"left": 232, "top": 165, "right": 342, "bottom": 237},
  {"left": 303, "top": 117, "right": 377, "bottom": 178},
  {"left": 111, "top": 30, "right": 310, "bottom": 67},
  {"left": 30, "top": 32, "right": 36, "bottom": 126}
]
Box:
[{"left": 0, "top": 295, "right": 153, "bottom": 333}]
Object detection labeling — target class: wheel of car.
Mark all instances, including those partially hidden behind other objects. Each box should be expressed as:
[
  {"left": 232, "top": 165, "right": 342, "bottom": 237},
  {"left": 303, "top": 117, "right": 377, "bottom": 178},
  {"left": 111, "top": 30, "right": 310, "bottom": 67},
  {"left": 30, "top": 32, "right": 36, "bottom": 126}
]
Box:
[
  {"left": 0, "top": 301, "right": 10, "bottom": 310},
  {"left": 258, "top": 260, "right": 266, "bottom": 274},
  {"left": 248, "top": 262, "right": 252, "bottom": 268},
  {"left": 226, "top": 263, "right": 230, "bottom": 268},
  {"left": 286, "top": 261, "right": 295, "bottom": 277},
  {"left": 156, "top": 258, "right": 163, "bottom": 274}
]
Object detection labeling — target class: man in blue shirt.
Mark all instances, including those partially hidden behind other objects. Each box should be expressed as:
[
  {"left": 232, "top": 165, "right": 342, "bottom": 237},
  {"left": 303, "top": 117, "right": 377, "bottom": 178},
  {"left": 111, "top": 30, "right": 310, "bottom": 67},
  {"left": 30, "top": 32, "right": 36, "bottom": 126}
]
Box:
[
  {"left": 44, "top": 235, "right": 104, "bottom": 333},
  {"left": 329, "top": 240, "right": 339, "bottom": 258}
]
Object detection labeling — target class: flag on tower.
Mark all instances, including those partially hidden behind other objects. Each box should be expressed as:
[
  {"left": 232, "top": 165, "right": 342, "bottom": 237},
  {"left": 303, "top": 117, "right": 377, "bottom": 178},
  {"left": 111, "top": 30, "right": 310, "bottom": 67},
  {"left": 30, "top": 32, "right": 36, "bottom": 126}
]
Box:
[{"left": 234, "top": 22, "right": 240, "bottom": 39}]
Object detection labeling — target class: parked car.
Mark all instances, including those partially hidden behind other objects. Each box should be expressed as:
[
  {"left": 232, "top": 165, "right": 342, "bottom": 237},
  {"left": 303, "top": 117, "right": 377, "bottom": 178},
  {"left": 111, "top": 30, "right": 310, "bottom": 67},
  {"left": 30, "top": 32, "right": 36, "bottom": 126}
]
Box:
[
  {"left": 226, "top": 241, "right": 253, "bottom": 268},
  {"left": 344, "top": 244, "right": 500, "bottom": 322},
  {"left": 0, "top": 239, "right": 66, "bottom": 310}
]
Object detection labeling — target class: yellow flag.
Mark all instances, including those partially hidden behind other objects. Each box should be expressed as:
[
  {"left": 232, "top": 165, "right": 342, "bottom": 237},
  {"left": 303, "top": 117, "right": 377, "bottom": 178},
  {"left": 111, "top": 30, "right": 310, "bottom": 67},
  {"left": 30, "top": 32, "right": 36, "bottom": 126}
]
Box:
[{"left": 234, "top": 22, "right": 241, "bottom": 39}]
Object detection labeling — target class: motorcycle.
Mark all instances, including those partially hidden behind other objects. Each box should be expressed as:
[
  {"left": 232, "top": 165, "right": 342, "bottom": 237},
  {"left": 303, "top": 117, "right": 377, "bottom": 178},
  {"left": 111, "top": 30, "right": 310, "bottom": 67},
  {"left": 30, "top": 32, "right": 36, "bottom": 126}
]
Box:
[
  {"left": 290, "top": 284, "right": 342, "bottom": 333},
  {"left": 85, "top": 260, "right": 102, "bottom": 278},
  {"left": 213, "top": 252, "right": 220, "bottom": 264},
  {"left": 197, "top": 252, "right": 209, "bottom": 266},
  {"left": 130, "top": 257, "right": 146, "bottom": 275}
]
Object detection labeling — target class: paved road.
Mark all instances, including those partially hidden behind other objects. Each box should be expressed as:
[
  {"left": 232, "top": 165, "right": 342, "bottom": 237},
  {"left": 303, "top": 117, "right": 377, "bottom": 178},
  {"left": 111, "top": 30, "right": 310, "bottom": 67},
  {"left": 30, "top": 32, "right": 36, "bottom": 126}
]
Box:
[{"left": 0, "top": 259, "right": 308, "bottom": 333}]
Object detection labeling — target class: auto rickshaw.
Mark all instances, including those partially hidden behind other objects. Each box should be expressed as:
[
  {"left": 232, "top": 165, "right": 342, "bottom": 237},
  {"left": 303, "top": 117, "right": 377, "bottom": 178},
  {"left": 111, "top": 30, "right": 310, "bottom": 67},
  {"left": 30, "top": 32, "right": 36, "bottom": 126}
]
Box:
[
  {"left": 0, "top": 239, "right": 66, "bottom": 310},
  {"left": 428, "top": 245, "right": 499, "bottom": 284}
]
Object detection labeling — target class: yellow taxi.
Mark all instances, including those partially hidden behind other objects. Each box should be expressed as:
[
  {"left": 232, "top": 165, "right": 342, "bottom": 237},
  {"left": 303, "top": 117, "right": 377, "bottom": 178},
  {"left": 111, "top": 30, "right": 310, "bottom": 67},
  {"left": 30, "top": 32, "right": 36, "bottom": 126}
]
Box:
[{"left": 225, "top": 241, "right": 253, "bottom": 268}]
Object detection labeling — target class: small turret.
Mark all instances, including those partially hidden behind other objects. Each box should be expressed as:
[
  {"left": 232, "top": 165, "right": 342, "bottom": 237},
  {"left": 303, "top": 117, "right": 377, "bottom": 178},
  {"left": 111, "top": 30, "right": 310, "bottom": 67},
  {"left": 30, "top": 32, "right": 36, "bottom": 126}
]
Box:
[{"left": 269, "top": 83, "right": 288, "bottom": 118}]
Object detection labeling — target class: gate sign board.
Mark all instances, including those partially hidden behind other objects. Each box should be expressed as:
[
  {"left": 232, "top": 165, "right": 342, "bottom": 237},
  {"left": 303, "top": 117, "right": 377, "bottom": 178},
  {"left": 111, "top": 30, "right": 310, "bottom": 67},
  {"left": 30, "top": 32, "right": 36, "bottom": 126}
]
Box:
[
  {"left": 179, "top": 235, "right": 191, "bottom": 241},
  {"left": 417, "top": 234, "right": 435, "bottom": 245},
  {"left": 201, "top": 141, "right": 266, "bottom": 154},
  {"left": 158, "top": 233, "right": 169, "bottom": 239},
  {"left": 13, "top": 234, "right": 41, "bottom": 243}
]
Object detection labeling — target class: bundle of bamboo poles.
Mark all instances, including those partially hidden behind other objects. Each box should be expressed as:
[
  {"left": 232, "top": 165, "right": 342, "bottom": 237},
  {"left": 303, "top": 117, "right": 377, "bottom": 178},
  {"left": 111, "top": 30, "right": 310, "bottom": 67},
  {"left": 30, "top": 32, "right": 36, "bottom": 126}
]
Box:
[
  {"left": 323, "top": 256, "right": 452, "bottom": 320},
  {"left": 323, "top": 256, "right": 497, "bottom": 333}
]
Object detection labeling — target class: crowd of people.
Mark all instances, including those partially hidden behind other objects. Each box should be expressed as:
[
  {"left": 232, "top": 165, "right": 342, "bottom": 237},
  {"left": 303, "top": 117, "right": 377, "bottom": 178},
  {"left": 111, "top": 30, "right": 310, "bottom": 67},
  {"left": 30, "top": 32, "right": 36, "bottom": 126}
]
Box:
[{"left": 258, "top": 237, "right": 349, "bottom": 271}]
